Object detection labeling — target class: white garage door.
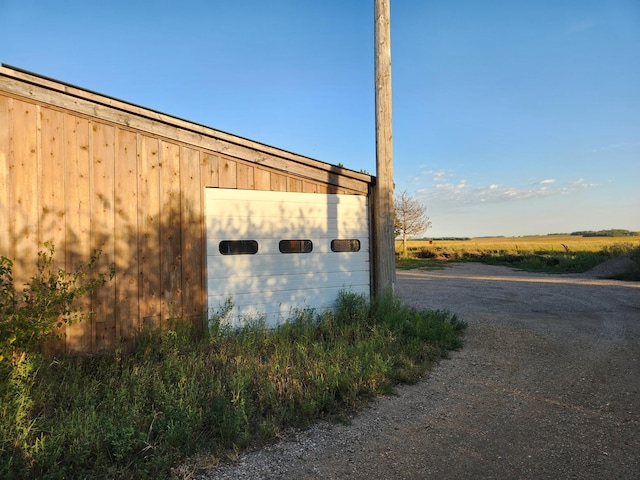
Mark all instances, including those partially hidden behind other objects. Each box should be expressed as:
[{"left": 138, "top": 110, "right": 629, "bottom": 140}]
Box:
[{"left": 205, "top": 188, "right": 371, "bottom": 326}]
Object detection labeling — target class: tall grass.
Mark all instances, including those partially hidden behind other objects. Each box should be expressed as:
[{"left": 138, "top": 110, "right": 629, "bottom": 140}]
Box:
[
  {"left": 481, "top": 243, "right": 640, "bottom": 277},
  {"left": 1, "top": 291, "right": 465, "bottom": 479}
]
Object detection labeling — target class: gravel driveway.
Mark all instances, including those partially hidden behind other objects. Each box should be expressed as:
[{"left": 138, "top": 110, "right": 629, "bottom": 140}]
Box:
[{"left": 201, "top": 263, "right": 640, "bottom": 479}]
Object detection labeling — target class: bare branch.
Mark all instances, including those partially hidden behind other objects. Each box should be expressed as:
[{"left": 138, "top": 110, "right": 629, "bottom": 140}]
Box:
[{"left": 394, "top": 191, "right": 432, "bottom": 253}]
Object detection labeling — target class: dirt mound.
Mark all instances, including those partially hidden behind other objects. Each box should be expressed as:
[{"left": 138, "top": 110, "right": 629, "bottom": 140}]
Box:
[{"left": 583, "top": 255, "right": 638, "bottom": 278}]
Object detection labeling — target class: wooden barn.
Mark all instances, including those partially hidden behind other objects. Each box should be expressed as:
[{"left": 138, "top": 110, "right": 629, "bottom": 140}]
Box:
[{"left": 0, "top": 64, "right": 375, "bottom": 354}]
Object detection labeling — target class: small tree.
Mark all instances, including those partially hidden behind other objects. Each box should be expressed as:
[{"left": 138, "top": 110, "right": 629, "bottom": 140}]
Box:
[{"left": 395, "top": 190, "right": 432, "bottom": 254}]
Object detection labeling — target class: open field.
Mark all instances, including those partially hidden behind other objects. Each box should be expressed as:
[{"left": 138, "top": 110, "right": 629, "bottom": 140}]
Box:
[{"left": 398, "top": 235, "right": 640, "bottom": 256}]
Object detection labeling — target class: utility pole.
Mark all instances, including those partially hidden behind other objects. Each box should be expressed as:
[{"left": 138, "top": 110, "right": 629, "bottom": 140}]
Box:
[{"left": 373, "top": 0, "right": 396, "bottom": 294}]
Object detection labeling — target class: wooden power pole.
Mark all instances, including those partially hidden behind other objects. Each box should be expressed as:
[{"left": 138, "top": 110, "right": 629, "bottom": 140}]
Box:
[{"left": 373, "top": 0, "right": 396, "bottom": 294}]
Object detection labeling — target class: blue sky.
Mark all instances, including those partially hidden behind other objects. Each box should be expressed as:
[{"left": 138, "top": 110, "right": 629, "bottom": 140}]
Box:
[{"left": 1, "top": 0, "right": 638, "bottom": 237}]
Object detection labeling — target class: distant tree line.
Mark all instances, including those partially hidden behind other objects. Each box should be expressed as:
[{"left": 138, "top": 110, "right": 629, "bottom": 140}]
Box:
[
  {"left": 571, "top": 229, "right": 639, "bottom": 237},
  {"left": 418, "top": 237, "right": 472, "bottom": 241}
]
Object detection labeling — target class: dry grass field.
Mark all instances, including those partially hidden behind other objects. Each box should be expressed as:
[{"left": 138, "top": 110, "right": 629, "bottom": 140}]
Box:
[{"left": 397, "top": 235, "right": 640, "bottom": 257}]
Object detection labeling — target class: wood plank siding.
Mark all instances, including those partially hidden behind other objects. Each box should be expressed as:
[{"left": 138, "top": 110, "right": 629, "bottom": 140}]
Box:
[{"left": 0, "top": 65, "right": 373, "bottom": 354}]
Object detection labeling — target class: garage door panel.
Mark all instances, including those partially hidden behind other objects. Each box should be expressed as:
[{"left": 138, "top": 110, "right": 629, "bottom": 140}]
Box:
[
  {"left": 205, "top": 237, "right": 370, "bottom": 256},
  {"left": 207, "top": 261, "right": 370, "bottom": 283},
  {"left": 205, "top": 190, "right": 367, "bottom": 211},
  {"left": 207, "top": 255, "right": 369, "bottom": 279},
  {"left": 207, "top": 203, "right": 368, "bottom": 220},
  {"left": 206, "top": 188, "right": 370, "bottom": 326},
  {"left": 208, "top": 284, "right": 370, "bottom": 324},
  {"left": 206, "top": 216, "right": 370, "bottom": 239},
  {"left": 207, "top": 270, "right": 370, "bottom": 296},
  {"left": 206, "top": 250, "right": 370, "bottom": 276}
]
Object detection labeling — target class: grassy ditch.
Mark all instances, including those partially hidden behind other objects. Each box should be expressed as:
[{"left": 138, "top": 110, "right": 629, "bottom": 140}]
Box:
[
  {"left": 472, "top": 243, "right": 638, "bottom": 274},
  {"left": 1, "top": 291, "right": 465, "bottom": 480}
]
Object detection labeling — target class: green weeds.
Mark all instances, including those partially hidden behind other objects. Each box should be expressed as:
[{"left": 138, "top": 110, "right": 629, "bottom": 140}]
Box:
[
  {"left": 1, "top": 291, "right": 465, "bottom": 479},
  {"left": 474, "top": 250, "right": 608, "bottom": 273},
  {"left": 474, "top": 243, "right": 640, "bottom": 277},
  {"left": 395, "top": 257, "right": 446, "bottom": 271}
]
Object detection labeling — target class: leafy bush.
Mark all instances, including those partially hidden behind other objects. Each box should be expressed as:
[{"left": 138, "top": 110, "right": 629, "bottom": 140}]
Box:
[{"left": 0, "top": 243, "right": 114, "bottom": 363}]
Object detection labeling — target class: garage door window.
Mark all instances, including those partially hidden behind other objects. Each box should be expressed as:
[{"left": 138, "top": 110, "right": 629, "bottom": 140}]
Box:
[
  {"left": 279, "top": 239, "right": 313, "bottom": 253},
  {"left": 331, "top": 239, "right": 361, "bottom": 252},
  {"left": 219, "top": 240, "right": 259, "bottom": 255}
]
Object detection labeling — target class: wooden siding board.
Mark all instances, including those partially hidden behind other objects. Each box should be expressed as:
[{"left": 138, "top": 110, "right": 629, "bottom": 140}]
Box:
[
  {"left": 160, "top": 141, "right": 182, "bottom": 320},
  {"left": 11, "top": 99, "right": 38, "bottom": 288},
  {"left": 271, "top": 173, "right": 286, "bottom": 192},
  {"left": 38, "top": 106, "right": 67, "bottom": 353},
  {"left": 115, "top": 128, "right": 139, "bottom": 344},
  {"left": 0, "top": 96, "right": 10, "bottom": 259},
  {"left": 288, "top": 177, "right": 303, "bottom": 193},
  {"left": 180, "top": 146, "right": 204, "bottom": 326},
  {"left": 137, "top": 135, "right": 162, "bottom": 328},
  {"left": 219, "top": 157, "right": 237, "bottom": 188},
  {"left": 303, "top": 181, "right": 318, "bottom": 193},
  {"left": 237, "top": 163, "right": 254, "bottom": 190},
  {"left": 255, "top": 168, "right": 271, "bottom": 191},
  {"left": 39, "top": 107, "right": 66, "bottom": 251},
  {"left": 200, "top": 152, "right": 219, "bottom": 187},
  {"left": 96, "top": 322, "right": 116, "bottom": 353},
  {"left": 64, "top": 113, "right": 93, "bottom": 353},
  {"left": 91, "top": 121, "right": 116, "bottom": 351}
]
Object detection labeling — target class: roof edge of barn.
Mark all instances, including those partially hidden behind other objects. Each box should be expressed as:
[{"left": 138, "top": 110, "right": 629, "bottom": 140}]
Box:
[{"left": 0, "top": 63, "right": 375, "bottom": 189}]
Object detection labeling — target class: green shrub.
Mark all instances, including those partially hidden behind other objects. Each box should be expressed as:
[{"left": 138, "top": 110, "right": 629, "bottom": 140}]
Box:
[{"left": 0, "top": 243, "right": 114, "bottom": 363}]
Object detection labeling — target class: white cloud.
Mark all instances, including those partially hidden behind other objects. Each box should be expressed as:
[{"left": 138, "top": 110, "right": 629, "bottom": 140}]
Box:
[
  {"left": 417, "top": 172, "right": 598, "bottom": 206},
  {"left": 591, "top": 141, "right": 640, "bottom": 153},
  {"left": 414, "top": 167, "right": 455, "bottom": 184},
  {"left": 426, "top": 169, "right": 456, "bottom": 183},
  {"left": 566, "top": 178, "right": 598, "bottom": 189},
  {"left": 432, "top": 169, "right": 447, "bottom": 181}
]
